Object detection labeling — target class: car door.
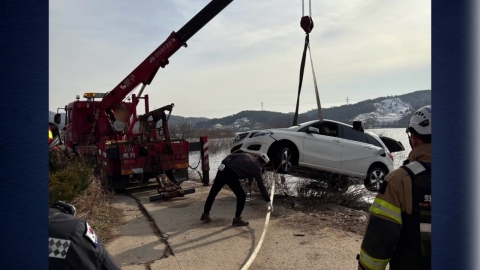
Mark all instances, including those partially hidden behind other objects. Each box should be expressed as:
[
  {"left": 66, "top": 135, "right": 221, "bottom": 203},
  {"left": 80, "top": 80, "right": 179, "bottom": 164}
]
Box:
[
  {"left": 302, "top": 121, "right": 343, "bottom": 171},
  {"left": 339, "top": 125, "right": 382, "bottom": 174}
]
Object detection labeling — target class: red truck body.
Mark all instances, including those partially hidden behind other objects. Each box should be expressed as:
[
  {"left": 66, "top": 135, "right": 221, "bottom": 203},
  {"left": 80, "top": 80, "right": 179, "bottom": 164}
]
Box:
[
  {"left": 60, "top": 95, "right": 190, "bottom": 191},
  {"left": 55, "top": 0, "right": 233, "bottom": 192}
]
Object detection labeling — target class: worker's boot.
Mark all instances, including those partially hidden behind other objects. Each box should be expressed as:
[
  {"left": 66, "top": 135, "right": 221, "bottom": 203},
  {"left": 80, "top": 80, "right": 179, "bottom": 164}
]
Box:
[
  {"left": 200, "top": 213, "right": 212, "bottom": 223},
  {"left": 232, "top": 216, "right": 249, "bottom": 226}
]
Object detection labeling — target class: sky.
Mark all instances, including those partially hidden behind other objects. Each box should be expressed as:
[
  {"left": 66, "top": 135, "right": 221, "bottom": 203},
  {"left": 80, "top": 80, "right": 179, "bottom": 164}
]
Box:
[{"left": 49, "top": 0, "right": 431, "bottom": 119}]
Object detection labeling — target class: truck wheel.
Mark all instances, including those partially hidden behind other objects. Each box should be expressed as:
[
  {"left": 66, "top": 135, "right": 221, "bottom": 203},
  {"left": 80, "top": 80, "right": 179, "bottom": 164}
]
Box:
[
  {"left": 364, "top": 166, "right": 387, "bottom": 192},
  {"left": 101, "top": 172, "right": 126, "bottom": 193},
  {"left": 274, "top": 147, "right": 294, "bottom": 174},
  {"left": 112, "top": 175, "right": 128, "bottom": 194}
]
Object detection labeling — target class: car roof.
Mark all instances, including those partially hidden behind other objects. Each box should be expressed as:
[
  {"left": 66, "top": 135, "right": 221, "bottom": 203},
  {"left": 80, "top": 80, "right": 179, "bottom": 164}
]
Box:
[{"left": 291, "top": 119, "right": 352, "bottom": 128}]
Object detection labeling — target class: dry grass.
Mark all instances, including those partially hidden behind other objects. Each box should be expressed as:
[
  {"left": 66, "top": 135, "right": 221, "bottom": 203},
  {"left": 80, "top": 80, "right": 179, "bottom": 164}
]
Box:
[
  {"left": 71, "top": 178, "right": 122, "bottom": 243},
  {"left": 207, "top": 138, "right": 233, "bottom": 153},
  {"left": 49, "top": 151, "right": 121, "bottom": 243},
  {"left": 246, "top": 171, "right": 367, "bottom": 209},
  {"left": 192, "top": 129, "right": 236, "bottom": 140},
  {"left": 294, "top": 177, "right": 367, "bottom": 208},
  {"left": 187, "top": 137, "right": 233, "bottom": 154},
  {"left": 278, "top": 198, "right": 369, "bottom": 235},
  {"left": 237, "top": 170, "right": 371, "bottom": 235}
]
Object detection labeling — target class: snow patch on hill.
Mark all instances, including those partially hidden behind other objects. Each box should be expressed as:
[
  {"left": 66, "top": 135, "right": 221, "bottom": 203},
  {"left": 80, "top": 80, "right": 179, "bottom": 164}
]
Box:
[{"left": 353, "top": 98, "right": 413, "bottom": 125}]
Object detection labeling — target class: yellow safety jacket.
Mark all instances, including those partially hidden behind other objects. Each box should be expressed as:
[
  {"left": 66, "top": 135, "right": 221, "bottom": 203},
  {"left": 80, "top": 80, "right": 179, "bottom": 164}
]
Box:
[
  {"left": 358, "top": 143, "right": 432, "bottom": 270},
  {"left": 49, "top": 128, "right": 53, "bottom": 144}
]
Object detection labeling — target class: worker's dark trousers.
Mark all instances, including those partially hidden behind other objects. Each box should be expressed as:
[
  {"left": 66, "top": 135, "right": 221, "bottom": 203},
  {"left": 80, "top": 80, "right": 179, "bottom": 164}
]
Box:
[{"left": 204, "top": 166, "right": 246, "bottom": 218}]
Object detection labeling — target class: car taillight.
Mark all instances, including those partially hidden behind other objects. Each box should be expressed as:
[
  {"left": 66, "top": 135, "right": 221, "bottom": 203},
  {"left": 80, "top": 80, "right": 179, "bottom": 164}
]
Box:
[{"left": 387, "top": 152, "right": 394, "bottom": 160}]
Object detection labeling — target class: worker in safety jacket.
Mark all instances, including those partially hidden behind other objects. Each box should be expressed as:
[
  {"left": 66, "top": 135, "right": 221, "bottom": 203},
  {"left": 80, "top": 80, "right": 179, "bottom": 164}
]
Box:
[
  {"left": 49, "top": 127, "right": 53, "bottom": 144},
  {"left": 358, "top": 105, "right": 432, "bottom": 270},
  {"left": 200, "top": 153, "right": 273, "bottom": 226},
  {"left": 49, "top": 201, "right": 121, "bottom": 270}
]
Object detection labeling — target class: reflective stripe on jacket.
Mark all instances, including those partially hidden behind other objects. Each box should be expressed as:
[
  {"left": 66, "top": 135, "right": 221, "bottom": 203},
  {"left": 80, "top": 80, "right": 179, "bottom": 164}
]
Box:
[
  {"left": 49, "top": 128, "right": 53, "bottom": 144},
  {"left": 358, "top": 143, "right": 432, "bottom": 270}
]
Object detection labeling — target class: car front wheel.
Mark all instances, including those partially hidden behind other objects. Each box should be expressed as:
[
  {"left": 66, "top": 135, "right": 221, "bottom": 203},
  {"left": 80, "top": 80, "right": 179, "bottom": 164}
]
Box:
[
  {"left": 364, "top": 166, "right": 387, "bottom": 192},
  {"left": 274, "top": 147, "right": 294, "bottom": 173}
]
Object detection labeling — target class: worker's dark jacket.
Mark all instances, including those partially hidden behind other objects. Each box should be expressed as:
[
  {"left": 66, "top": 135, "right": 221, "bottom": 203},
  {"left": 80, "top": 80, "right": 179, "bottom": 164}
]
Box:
[
  {"left": 49, "top": 208, "right": 121, "bottom": 270},
  {"left": 222, "top": 153, "right": 271, "bottom": 202},
  {"left": 358, "top": 143, "right": 432, "bottom": 270}
]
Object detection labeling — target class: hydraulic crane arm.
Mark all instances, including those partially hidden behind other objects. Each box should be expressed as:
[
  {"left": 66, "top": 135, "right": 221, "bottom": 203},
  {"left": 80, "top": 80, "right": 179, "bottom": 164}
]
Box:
[{"left": 100, "top": 0, "right": 234, "bottom": 112}]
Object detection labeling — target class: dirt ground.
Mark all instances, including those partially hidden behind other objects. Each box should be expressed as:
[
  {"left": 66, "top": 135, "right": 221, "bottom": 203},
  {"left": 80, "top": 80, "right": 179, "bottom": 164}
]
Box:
[
  {"left": 275, "top": 196, "right": 369, "bottom": 236},
  {"left": 105, "top": 182, "right": 370, "bottom": 269}
]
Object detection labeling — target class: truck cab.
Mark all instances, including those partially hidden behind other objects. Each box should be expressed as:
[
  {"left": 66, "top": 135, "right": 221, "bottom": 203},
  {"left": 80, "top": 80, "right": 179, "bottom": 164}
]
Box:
[{"left": 57, "top": 93, "right": 134, "bottom": 152}]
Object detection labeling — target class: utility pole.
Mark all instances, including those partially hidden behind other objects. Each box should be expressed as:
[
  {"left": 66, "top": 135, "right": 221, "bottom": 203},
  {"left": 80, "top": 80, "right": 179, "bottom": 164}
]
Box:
[
  {"left": 261, "top": 102, "right": 263, "bottom": 111},
  {"left": 346, "top": 97, "right": 349, "bottom": 104}
]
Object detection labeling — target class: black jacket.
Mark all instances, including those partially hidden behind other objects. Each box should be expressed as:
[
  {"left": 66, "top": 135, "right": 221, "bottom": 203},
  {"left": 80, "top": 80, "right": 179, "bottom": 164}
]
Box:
[
  {"left": 222, "top": 153, "right": 271, "bottom": 202},
  {"left": 49, "top": 208, "right": 121, "bottom": 270}
]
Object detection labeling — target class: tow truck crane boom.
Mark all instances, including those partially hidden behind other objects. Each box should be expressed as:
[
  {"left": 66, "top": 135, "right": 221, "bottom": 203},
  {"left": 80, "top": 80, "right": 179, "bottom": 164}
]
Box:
[
  {"left": 96, "top": 0, "right": 234, "bottom": 138},
  {"left": 56, "top": 0, "right": 235, "bottom": 194}
]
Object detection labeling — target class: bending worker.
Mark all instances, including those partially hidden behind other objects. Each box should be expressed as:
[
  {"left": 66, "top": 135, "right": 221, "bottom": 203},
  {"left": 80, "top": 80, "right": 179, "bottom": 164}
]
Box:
[
  {"left": 200, "top": 153, "right": 273, "bottom": 226},
  {"left": 49, "top": 201, "right": 121, "bottom": 270},
  {"left": 358, "top": 105, "right": 432, "bottom": 270}
]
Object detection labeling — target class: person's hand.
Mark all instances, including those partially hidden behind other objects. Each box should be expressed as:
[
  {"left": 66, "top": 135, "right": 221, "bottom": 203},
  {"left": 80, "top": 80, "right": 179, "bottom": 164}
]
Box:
[{"left": 267, "top": 201, "right": 273, "bottom": 213}]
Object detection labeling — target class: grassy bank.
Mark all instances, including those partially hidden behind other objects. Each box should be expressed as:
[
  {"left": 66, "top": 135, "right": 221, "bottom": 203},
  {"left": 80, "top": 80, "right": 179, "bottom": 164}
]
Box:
[{"left": 49, "top": 151, "right": 120, "bottom": 242}]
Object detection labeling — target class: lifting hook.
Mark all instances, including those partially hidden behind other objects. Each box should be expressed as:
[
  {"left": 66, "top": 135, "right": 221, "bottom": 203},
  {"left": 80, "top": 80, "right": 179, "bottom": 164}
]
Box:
[{"left": 301, "top": 0, "right": 314, "bottom": 34}]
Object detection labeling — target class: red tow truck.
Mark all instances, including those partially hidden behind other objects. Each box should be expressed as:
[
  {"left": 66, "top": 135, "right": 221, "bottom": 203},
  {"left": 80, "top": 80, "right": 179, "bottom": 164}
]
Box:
[{"left": 54, "top": 0, "right": 233, "bottom": 197}]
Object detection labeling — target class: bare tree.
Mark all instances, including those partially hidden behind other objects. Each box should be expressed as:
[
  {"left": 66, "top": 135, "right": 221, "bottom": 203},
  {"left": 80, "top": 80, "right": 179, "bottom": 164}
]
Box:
[
  {"left": 168, "top": 121, "right": 194, "bottom": 140},
  {"left": 178, "top": 121, "right": 194, "bottom": 140}
]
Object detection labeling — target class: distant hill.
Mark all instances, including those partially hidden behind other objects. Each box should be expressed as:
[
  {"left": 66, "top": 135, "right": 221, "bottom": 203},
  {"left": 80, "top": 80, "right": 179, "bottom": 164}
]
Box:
[
  {"left": 49, "top": 90, "right": 431, "bottom": 131},
  {"left": 166, "top": 115, "right": 210, "bottom": 126},
  {"left": 193, "top": 90, "right": 431, "bottom": 130},
  {"left": 47, "top": 111, "right": 207, "bottom": 129}
]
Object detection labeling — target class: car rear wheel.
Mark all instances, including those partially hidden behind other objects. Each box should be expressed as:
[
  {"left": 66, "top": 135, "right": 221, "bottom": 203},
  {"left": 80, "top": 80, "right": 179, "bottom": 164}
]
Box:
[
  {"left": 274, "top": 147, "right": 294, "bottom": 173},
  {"left": 364, "top": 166, "right": 387, "bottom": 192}
]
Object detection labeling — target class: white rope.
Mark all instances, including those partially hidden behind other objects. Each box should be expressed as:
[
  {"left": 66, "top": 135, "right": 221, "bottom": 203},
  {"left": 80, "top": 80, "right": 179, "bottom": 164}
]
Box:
[{"left": 240, "top": 174, "right": 276, "bottom": 270}]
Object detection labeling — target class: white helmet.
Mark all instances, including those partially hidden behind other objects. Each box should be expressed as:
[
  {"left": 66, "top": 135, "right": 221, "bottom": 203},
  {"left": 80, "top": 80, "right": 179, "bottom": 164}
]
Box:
[
  {"left": 258, "top": 153, "right": 270, "bottom": 164},
  {"left": 407, "top": 105, "right": 431, "bottom": 135}
]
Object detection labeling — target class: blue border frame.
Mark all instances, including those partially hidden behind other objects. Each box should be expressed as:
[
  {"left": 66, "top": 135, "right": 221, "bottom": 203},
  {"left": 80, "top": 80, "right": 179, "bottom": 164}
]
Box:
[
  {"left": 432, "top": 0, "right": 475, "bottom": 269},
  {"left": 0, "top": 0, "right": 477, "bottom": 269},
  {"left": 0, "top": 1, "right": 49, "bottom": 268}
]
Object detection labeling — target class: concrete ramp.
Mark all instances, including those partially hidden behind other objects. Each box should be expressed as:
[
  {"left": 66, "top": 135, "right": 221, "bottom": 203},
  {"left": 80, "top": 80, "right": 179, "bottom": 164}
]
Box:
[{"left": 106, "top": 181, "right": 363, "bottom": 270}]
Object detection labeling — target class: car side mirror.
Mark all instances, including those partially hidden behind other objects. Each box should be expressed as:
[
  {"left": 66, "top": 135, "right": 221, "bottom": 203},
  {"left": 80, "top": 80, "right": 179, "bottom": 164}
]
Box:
[
  {"left": 308, "top": 127, "right": 319, "bottom": 134},
  {"left": 54, "top": 113, "right": 61, "bottom": 124}
]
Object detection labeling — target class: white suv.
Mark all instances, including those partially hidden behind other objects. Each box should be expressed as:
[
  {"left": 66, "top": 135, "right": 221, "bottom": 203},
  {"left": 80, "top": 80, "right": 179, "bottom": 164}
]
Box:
[{"left": 231, "top": 120, "right": 404, "bottom": 191}]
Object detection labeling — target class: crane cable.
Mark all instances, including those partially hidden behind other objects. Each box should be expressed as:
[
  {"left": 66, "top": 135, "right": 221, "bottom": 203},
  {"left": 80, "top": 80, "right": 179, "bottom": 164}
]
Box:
[{"left": 293, "top": 0, "right": 323, "bottom": 126}]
